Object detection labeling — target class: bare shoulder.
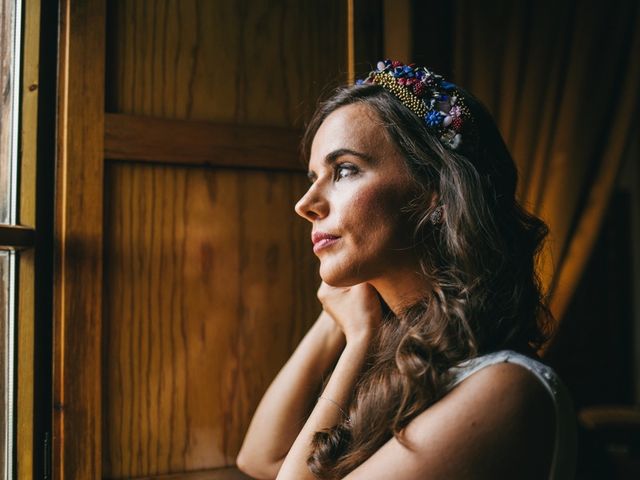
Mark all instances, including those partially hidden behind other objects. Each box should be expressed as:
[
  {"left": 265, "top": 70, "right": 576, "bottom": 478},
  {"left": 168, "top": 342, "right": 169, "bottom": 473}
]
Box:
[
  {"left": 450, "top": 360, "right": 556, "bottom": 414},
  {"left": 410, "top": 361, "right": 556, "bottom": 478},
  {"left": 343, "top": 361, "right": 557, "bottom": 479}
]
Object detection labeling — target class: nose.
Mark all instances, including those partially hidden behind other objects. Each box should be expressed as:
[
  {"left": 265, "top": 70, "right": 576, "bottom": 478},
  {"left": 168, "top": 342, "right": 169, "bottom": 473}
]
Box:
[{"left": 294, "top": 183, "right": 328, "bottom": 222}]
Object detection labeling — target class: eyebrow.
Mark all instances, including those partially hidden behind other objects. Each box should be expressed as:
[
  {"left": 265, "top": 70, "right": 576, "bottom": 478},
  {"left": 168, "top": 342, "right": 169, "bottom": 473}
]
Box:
[{"left": 307, "top": 148, "right": 374, "bottom": 181}]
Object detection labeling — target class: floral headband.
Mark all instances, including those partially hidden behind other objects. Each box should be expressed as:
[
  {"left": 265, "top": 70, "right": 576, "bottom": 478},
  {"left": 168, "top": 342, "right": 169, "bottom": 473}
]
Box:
[{"left": 357, "top": 60, "right": 476, "bottom": 152}]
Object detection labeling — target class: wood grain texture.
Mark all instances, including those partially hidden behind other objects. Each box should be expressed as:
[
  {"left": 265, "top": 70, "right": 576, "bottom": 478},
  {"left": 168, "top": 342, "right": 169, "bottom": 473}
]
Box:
[
  {"left": 103, "top": 1, "right": 347, "bottom": 477},
  {"left": 16, "top": 249, "right": 35, "bottom": 480},
  {"left": 17, "top": 0, "right": 41, "bottom": 477},
  {"left": 106, "top": 0, "right": 348, "bottom": 126},
  {"left": 129, "top": 466, "right": 251, "bottom": 480},
  {"left": 103, "top": 162, "right": 319, "bottom": 477},
  {"left": 54, "top": 0, "right": 106, "bottom": 479},
  {"left": 104, "top": 113, "right": 303, "bottom": 171}
]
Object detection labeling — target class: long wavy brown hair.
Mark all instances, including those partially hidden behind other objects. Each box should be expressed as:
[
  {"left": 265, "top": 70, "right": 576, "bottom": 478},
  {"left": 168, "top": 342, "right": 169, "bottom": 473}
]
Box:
[{"left": 300, "top": 83, "right": 554, "bottom": 479}]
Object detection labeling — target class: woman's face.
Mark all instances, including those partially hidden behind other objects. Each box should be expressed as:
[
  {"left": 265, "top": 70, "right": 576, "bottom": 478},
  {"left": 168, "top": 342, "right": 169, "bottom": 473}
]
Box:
[{"left": 295, "top": 103, "right": 420, "bottom": 287}]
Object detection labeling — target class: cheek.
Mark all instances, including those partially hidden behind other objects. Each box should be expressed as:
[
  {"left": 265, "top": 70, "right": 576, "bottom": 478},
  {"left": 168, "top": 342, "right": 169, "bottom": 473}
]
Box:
[{"left": 347, "top": 181, "right": 413, "bottom": 245}]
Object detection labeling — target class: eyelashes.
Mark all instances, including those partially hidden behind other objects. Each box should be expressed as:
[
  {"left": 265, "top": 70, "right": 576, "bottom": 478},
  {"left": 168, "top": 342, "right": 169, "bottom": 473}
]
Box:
[
  {"left": 307, "top": 162, "right": 360, "bottom": 184},
  {"left": 334, "top": 162, "right": 359, "bottom": 180}
]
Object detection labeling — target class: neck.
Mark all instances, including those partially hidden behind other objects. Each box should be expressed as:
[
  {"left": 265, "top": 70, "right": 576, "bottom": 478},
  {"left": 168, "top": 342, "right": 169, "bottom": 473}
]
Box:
[{"left": 369, "top": 267, "right": 431, "bottom": 315}]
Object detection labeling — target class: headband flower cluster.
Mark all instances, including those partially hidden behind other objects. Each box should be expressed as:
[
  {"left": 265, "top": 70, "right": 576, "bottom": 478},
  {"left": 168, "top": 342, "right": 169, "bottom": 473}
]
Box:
[{"left": 357, "top": 60, "right": 474, "bottom": 151}]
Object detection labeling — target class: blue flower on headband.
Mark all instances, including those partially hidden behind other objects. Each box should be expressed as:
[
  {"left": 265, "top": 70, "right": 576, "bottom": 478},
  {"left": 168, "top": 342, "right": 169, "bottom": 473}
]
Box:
[{"left": 425, "top": 110, "right": 444, "bottom": 126}]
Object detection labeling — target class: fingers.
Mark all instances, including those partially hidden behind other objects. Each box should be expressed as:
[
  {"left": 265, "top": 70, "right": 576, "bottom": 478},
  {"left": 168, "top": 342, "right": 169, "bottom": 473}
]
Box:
[{"left": 315, "top": 281, "right": 382, "bottom": 342}]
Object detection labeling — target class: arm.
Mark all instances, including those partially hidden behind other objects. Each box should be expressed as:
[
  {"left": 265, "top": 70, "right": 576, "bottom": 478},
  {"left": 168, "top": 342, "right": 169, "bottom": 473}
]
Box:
[
  {"left": 236, "top": 310, "right": 346, "bottom": 479},
  {"left": 275, "top": 333, "right": 372, "bottom": 480},
  {"left": 275, "top": 282, "right": 381, "bottom": 480}
]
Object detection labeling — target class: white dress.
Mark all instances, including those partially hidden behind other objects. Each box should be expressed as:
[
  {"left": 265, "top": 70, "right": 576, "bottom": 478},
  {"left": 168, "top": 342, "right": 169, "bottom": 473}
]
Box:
[{"left": 446, "top": 350, "right": 577, "bottom": 479}]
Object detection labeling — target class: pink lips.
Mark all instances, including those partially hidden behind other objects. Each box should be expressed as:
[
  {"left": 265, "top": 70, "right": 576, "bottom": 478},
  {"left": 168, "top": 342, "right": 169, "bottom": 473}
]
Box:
[{"left": 312, "top": 231, "right": 341, "bottom": 253}]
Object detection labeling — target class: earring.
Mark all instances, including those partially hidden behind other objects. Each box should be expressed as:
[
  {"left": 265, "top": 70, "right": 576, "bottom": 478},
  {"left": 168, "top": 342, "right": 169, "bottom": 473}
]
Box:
[{"left": 430, "top": 205, "right": 444, "bottom": 225}]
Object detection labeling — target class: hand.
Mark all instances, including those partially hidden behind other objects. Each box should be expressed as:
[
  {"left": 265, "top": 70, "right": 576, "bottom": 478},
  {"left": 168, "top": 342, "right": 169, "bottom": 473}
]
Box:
[{"left": 317, "top": 282, "right": 382, "bottom": 344}]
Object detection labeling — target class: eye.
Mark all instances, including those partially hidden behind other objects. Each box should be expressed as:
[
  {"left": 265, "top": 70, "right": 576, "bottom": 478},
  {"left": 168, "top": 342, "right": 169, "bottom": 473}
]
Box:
[{"left": 335, "top": 163, "right": 359, "bottom": 180}]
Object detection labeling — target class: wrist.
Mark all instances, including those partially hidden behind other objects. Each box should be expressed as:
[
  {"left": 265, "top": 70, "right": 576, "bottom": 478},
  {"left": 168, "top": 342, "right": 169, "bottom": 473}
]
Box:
[
  {"left": 318, "top": 310, "right": 346, "bottom": 341},
  {"left": 345, "top": 331, "right": 373, "bottom": 350}
]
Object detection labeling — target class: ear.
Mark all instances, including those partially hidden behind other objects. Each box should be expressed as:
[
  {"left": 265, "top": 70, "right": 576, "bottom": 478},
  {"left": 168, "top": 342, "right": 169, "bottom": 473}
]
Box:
[{"left": 428, "top": 191, "right": 440, "bottom": 209}]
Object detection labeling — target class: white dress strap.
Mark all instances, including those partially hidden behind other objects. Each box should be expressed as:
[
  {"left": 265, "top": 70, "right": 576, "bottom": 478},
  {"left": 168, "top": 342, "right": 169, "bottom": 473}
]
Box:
[{"left": 447, "top": 350, "right": 577, "bottom": 479}]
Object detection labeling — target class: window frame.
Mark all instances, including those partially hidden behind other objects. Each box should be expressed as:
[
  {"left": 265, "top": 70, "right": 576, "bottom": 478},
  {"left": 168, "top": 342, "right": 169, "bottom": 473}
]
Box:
[{"left": 0, "top": 0, "right": 56, "bottom": 478}]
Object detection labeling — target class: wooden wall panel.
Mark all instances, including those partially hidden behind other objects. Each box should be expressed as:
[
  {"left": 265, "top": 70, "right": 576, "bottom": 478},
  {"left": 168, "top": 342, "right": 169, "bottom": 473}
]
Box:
[
  {"left": 103, "top": 1, "right": 348, "bottom": 477},
  {"left": 106, "top": 0, "right": 348, "bottom": 126},
  {"left": 103, "top": 163, "right": 319, "bottom": 478}
]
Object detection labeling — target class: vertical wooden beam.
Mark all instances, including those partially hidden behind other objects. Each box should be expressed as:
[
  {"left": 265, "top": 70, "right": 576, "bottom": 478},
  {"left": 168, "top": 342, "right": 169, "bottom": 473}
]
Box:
[
  {"left": 54, "top": 0, "right": 105, "bottom": 478},
  {"left": 17, "top": 0, "right": 41, "bottom": 477},
  {"left": 383, "top": 0, "right": 411, "bottom": 61},
  {"left": 347, "top": 0, "right": 355, "bottom": 83}
]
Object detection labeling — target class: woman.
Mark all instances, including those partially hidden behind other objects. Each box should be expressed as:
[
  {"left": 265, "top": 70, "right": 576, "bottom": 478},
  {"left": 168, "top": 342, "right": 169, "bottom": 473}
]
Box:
[{"left": 237, "top": 60, "right": 576, "bottom": 479}]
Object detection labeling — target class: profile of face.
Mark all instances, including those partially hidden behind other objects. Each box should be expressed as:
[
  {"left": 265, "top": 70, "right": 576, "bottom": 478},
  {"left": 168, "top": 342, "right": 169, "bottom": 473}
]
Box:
[{"left": 295, "top": 103, "right": 421, "bottom": 287}]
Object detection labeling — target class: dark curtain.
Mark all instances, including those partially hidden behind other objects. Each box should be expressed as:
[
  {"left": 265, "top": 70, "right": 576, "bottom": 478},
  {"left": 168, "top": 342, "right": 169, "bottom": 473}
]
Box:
[{"left": 451, "top": 0, "right": 640, "bottom": 329}]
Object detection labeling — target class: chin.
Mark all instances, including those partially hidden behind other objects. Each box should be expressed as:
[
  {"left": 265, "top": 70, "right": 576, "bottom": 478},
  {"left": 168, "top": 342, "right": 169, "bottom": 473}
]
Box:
[
  {"left": 318, "top": 260, "right": 369, "bottom": 288},
  {"left": 319, "top": 275, "right": 354, "bottom": 288}
]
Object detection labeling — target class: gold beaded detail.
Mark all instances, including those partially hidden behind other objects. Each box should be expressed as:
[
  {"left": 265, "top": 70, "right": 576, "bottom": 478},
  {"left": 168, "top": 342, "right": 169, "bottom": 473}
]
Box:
[{"left": 370, "top": 72, "right": 428, "bottom": 117}]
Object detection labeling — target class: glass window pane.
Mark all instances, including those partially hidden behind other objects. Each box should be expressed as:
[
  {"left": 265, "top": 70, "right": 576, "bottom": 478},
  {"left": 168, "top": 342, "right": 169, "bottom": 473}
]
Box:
[
  {"left": 0, "top": 251, "right": 13, "bottom": 479},
  {"left": 1, "top": 0, "right": 18, "bottom": 224}
]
